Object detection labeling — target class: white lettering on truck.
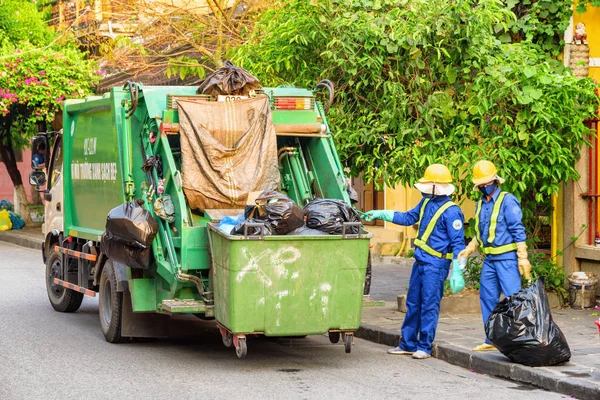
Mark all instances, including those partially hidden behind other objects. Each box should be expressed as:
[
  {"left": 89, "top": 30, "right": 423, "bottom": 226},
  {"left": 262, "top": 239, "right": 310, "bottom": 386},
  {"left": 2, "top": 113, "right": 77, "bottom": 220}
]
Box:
[
  {"left": 72, "top": 137, "right": 116, "bottom": 181},
  {"left": 71, "top": 162, "right": 117, "bottom": 181},
  {"left": 83, "top": 138, "right": 97, "bottom": 156}
]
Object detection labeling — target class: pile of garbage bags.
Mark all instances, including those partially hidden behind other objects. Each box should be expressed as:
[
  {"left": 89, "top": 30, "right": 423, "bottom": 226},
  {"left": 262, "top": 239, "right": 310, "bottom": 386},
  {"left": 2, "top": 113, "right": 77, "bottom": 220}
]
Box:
[
  {"left": 100, "top": 200, "right": 158, "bottom": 269},
  {"left": 241, "top": 190, "right": 304, "bottom": 235},
  {"left": 485, "top": 278, "right": 571, "bottom": 367},
  {"left": 0, "top": 200, "right": 26, "bottom": 230},
  {"left": 0, "top": 209, "right": 11, "bottom": 231},
  {"left": 217, "top": 190, "right": 362, "bottom": 237},
  {"left": 304, "top": 198, "right": 361, "bottom": 234}
]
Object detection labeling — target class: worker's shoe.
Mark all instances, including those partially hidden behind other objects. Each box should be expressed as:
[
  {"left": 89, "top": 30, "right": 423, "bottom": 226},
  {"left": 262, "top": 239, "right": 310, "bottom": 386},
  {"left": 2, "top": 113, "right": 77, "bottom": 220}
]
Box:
[
  {"left": 411, "top": 350, "right": 431, "bottom": 359},
  {"left": 472, "top": 343, "right": 496, "bottom": 352},
  {"left": 387, "top": 347, "right": 413, "bottom": 355}
]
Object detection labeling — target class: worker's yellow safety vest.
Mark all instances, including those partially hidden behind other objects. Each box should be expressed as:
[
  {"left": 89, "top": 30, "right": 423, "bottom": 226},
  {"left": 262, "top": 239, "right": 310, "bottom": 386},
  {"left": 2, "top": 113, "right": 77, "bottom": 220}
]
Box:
[
  {"left": 475, "top": 192, "right": 518, "bottom": 255},
  {"left": 413, "top": 199, "right": 455, "bottom": 260}
]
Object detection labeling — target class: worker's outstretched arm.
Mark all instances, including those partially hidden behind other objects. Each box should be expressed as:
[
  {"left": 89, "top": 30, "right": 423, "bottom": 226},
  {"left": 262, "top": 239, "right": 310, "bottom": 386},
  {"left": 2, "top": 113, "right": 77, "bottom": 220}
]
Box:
[{"left": 363, "top": 199, "right": 423, "bottom": 226}]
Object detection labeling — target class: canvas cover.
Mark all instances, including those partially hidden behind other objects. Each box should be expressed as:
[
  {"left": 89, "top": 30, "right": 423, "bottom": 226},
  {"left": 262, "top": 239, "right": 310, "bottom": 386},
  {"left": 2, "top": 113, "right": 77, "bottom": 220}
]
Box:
[{"left": 178, "top": 96, "right": 280, "bottom": 211}]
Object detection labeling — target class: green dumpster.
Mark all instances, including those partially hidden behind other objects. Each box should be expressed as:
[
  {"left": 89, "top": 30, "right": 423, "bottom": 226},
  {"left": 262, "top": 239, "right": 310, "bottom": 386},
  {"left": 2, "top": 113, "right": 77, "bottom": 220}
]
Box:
[{"left": 207, "top": 223, "right": 371, "bottom": 357}]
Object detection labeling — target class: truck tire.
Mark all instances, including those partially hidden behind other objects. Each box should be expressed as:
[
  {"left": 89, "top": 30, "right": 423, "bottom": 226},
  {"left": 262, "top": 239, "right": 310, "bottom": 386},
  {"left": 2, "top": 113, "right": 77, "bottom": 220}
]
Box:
[
  {"left": 99, "top": 260, "right": 125, "bottom": 343},
  {"left": 46, "top": 249, "right": 84, "bottom": 313}
]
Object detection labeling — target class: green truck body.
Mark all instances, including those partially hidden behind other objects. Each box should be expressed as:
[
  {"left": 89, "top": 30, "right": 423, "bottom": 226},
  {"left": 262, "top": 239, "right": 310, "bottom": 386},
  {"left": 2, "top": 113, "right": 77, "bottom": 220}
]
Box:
[{"left": 34, "top": 83, "right": 370, "bottom": 357}]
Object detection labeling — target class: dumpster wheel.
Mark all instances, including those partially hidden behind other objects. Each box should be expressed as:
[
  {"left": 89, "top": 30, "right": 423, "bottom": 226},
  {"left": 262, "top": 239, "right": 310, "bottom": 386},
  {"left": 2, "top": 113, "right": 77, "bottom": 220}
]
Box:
[
  {"left": 235, "top": 337, "right": 247, "bottom": 359},
  {"left": 344, "top": 333, "right": 353, "bottom": 354},
  {"left": 218, "top": 325, "right": 234, "bottom": 348},
  {"left": 328, "top": 332, "right": 340, "bottom": 344},
  {"left": 222, "top": 332, "right": 233, "bottom": 348}
]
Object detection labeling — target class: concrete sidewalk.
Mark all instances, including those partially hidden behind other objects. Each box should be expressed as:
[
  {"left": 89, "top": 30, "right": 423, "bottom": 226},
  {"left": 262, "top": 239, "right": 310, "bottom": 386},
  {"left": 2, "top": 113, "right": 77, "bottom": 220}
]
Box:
[
  {"left": 0, "top": 226, "right": 44, "bottom": 250},
  {"left": 359, "top": 260, "right": 600, "bottom": 400}
]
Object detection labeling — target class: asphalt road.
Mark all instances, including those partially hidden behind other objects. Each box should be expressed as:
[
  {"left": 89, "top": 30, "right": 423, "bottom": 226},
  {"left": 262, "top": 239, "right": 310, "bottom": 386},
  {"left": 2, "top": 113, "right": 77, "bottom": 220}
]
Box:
[{"left": 0, "top": 241, "right": 564, "bottom": 400}]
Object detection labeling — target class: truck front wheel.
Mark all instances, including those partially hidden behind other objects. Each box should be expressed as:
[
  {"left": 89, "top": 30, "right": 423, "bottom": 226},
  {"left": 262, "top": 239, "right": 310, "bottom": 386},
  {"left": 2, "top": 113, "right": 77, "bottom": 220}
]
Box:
[
  {"left": 46, "top": 250, "right": 84, "bottom": 313},
  {"left": 99, "top": 260, "right": 125, "bottom": 343}
]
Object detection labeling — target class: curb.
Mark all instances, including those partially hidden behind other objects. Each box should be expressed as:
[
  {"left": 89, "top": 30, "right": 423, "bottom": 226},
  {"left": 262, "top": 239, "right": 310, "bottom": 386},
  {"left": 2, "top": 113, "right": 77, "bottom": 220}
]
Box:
[
  {"left": 0, "top": 232, "right": 42, "bottom": 250},
  {"left": 356, "top": 325, "right": 600, "bottom": 400}
]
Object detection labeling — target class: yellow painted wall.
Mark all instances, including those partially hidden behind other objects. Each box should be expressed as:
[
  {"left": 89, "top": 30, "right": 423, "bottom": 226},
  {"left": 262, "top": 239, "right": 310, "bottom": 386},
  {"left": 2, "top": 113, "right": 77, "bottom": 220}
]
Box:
[
  {"left": 574, "top": 2, "right": 600, "bottom": 82},
  {"left": 384, "top": 184, "right": 419, "bottom": 238},
  {"left": 384, "top": 184, "right": 476, "bottom": 239}
]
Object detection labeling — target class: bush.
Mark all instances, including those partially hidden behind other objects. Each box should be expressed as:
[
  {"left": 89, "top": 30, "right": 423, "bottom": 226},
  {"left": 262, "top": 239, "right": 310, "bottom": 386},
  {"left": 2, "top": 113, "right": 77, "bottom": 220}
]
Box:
[
  {"left": 234, "top": 0, "right": 600, "bottom": 237},
  {"left": 445, "top": 252, "right": 566, "bottom": 301},
  {"left": 528, "top": 252, "right": 568, "bottom": 303}
]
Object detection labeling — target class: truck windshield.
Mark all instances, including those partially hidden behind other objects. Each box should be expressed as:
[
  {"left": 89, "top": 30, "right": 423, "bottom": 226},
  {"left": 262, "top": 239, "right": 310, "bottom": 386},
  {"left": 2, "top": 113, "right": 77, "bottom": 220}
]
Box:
[{"left": 49, "top": 137, "right": 63, "bottom": 188}]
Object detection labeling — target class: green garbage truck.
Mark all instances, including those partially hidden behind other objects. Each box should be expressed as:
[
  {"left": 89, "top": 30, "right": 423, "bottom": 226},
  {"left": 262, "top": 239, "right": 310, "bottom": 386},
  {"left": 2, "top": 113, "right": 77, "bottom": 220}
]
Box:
[{"left": 29, "top": 80, "right": 371, "bottom": 358}]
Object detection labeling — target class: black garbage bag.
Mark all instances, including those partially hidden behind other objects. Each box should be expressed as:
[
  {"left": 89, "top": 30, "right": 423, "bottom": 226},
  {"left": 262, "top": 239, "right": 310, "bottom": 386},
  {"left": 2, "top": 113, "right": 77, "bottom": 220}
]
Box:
[
  {"left": 287, "top": 226, "right": 328, "bottom": 236},
  {"left": 303, "top": 198, "right": 361, "bottom": 235},
  {"left": 232, "top": 219, "right": 272, "bottom": 236},
  {"left": 244, "top": 190, "right": 304, "bottom": 235},
  {"left": 100, "top": 232, "right": 153, "bottom": 269},
  {"left": 105, "top": 200, "right": 158, "bottom": 248},
  {"left": 142, "top": 155, "right": 163, "bottom": 178},
  {"left": 485, "top": 278, "right": 571, "bottom": 367},
  {"left": 196, "top": 61, "right": 261, "bottom": 97},
  {"left": 345, "top": 179, "right": 359, "bottom": 204}
]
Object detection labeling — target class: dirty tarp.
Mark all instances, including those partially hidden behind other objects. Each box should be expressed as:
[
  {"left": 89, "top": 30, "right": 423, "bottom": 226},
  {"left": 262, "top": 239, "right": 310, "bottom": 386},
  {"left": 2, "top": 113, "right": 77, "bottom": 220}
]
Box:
[{"left": 178, "top": 96, "right": 280, "bottom": 211}]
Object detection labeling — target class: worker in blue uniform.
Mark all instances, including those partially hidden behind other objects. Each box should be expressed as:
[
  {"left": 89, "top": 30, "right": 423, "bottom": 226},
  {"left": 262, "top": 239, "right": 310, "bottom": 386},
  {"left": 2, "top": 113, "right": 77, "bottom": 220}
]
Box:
[
  {"left": 458, "top": 160, "right": 531, "bottom": 351},
  {"left": 364, "top": 164, "right": 465, "bottom": 359}
]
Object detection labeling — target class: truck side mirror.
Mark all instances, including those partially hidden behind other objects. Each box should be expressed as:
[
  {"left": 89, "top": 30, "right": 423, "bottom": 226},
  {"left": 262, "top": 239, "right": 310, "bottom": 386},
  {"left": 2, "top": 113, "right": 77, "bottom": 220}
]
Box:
[
  {"left": 29, "top": 170, "right": 47, "bottom": 187},
  {"left": 31, "top": 135, "right": 49, "bottom": 170}
]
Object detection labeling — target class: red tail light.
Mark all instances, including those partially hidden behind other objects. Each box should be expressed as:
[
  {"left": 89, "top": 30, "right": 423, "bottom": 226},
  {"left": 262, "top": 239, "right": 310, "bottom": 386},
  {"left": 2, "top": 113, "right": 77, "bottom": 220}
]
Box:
[{"left": 274, "top": 97, "right": 314, "bottom": 110}]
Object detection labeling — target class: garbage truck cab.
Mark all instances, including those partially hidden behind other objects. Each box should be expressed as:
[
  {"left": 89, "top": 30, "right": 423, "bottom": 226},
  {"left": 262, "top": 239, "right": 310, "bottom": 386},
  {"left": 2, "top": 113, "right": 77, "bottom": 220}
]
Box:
[{"left": 30, "top": 81, "right": 371, "bottom": 358}]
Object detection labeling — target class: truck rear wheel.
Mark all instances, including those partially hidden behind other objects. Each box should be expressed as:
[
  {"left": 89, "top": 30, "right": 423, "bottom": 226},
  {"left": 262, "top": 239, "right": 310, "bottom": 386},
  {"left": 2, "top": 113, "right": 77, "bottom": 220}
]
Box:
[
  {"left": 46, "top": 249, "right": 84, "bottom": 313},
  {"left": 99, "top": 260, "right": 125, "bottom": 343}
]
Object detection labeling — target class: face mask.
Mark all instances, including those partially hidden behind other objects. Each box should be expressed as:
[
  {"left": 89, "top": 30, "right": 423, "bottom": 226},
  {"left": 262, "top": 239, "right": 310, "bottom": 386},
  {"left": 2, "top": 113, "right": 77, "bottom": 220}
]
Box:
[
  {"left": 479, "top": 182, "right": 497, "bottom": 196},
  {"left": 421, "top": 185, "right": 436, "bottom": 199}
]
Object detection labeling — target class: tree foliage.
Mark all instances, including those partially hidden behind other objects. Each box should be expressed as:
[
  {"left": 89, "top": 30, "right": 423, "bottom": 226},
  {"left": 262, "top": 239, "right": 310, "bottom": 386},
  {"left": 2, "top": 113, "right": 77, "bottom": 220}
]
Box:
[
  {"left": 0, "top": 41, "right": 100, "bottom": 146},
  {"left": 234, "top": 0, "right": 600, "bottom": 232},
  {"left": 501, "top": 0, "right": 600, "bottom": 57},
  {"left": 500, "top": 0, "right": 574, "bottom": 57},
  {"left": 576, "top": 0, "right": 600, "bottom": 13},
  {"left": 0, "top": 0, "right": 54, "bottom": 46},
  {"left": 0, "top": 1, "right": 98, "bottom": 220}
]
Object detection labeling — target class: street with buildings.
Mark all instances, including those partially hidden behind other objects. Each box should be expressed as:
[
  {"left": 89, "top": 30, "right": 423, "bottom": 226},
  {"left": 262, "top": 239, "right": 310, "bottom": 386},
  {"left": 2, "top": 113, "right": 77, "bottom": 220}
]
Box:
[{"left": 1, "top": 1, "right": 600, "bottom": 400}]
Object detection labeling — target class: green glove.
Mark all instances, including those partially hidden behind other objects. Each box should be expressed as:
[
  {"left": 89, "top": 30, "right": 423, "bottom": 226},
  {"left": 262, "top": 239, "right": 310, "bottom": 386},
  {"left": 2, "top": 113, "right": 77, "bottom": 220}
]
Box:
[
  {"left": 450, "top": 259, "right": 465, "bottom": 294},
  {"left": 363, "top": 210, "right": 395, "bottom": 222}
]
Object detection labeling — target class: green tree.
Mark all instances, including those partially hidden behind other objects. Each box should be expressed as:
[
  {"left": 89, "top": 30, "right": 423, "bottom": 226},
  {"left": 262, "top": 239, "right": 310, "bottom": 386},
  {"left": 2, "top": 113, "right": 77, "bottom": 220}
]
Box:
[
  {"left": 576, "top": 0, "right": 600, "bottom": 13},
  {"left": 499, "top": 0, "right": 574, "bottom": 57},
  {"left": 499, "top": 0, "right": 600, "bottom": 58},
  {"left": 0, "top": 0, "right": 54, "bottom": 46},
  {"left": 234, "top": 0, "right": 600, "bottom": 235},
  {"left": 0, "top": 1, "right": 98, "bottom": 222}
]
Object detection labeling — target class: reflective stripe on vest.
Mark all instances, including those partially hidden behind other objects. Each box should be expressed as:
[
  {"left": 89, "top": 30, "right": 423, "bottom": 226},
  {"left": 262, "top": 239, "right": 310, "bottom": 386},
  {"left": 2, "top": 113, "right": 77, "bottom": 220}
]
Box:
[
  {"left": 475, "top": 192, "right": 518, "bottom": 255},
  {"left": 414, "top": 199, "right": 455, "bottom": 260}
]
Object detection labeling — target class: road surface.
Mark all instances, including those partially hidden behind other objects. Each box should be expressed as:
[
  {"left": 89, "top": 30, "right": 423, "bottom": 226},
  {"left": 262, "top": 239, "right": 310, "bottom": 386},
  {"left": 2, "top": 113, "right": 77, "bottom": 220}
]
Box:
[{"left": 0, "top": 241, "right": 564, "bottom": 399}]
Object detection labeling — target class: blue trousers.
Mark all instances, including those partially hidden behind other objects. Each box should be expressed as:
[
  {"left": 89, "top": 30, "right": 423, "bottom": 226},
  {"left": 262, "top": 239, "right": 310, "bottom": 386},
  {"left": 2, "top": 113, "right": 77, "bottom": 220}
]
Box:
[
  {"left": 480, "top": 258, "right": 521, "bottom": 343},
  {"left": 399, "top": 261, "right": 450, "bottom": 354}
]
